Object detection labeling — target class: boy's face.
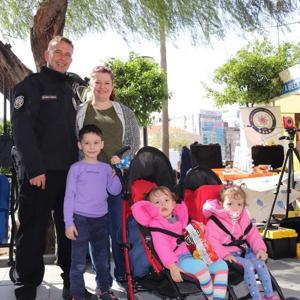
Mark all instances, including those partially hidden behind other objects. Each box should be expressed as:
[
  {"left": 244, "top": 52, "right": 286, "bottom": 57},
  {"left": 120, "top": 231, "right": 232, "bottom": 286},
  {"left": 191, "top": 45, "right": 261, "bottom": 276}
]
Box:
[
  {"left": 78, "top": 132, "right": 104, "bottom": 161},
  {"left": 150, "top": 190, "right": 176, "bottom": 219}
]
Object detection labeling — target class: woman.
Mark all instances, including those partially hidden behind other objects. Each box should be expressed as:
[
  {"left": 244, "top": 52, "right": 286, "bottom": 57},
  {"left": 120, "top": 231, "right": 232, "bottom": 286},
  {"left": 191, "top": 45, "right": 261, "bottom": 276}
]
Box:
[{"left": 76, "top": 66, "right": 140, "bottom": 290}]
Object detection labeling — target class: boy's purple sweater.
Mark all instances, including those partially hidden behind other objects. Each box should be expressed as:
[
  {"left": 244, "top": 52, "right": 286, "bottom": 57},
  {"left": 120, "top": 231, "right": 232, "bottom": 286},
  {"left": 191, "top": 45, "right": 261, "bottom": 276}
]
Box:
[{"left": 64, "top": 160, "right": 122, "bottom": 227}]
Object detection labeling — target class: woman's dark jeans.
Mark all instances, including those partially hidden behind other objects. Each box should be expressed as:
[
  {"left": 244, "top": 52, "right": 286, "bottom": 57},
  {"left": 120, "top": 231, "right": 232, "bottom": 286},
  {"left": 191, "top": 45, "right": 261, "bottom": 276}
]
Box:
[{"left": 107, "top": 193, "right": 126, "bottom": 281}]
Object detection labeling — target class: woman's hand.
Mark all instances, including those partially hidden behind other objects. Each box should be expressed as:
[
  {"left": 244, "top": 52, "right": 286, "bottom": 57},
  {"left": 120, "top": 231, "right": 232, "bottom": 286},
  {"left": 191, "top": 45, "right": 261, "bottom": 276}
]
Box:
[
  {"left": 65, "top": 225, "right": 78, "bottom": 240},
  {"left": 110, "top": 155, "right": 121, "bottom": 165},
  {"left": 256, "top": 249, "right": 268, "bottom": 260},
  {"left": 169, "top": 263, "right": 183, "bottom": 282}
]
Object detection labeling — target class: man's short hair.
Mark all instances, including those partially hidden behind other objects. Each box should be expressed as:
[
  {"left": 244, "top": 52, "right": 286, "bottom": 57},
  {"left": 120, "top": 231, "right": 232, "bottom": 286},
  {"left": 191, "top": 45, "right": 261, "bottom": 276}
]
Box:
[
  {"left": 78, "top": 124, "right": 103, "bottom": 141},
  {"left": 47, "top": 36, "right": 74, "bottom": 50}
]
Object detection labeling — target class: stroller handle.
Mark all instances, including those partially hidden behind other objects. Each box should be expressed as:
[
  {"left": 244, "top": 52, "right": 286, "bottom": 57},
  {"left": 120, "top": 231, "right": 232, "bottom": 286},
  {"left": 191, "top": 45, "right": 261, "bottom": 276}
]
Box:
[{"left": 114, "top": 145, "right": 131, "bottom": 157}]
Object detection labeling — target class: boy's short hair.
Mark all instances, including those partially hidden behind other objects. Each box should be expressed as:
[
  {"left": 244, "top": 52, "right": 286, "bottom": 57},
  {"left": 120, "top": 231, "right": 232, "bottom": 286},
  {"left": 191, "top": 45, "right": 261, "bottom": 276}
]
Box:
[{"left": 78, "top": 124, "right": 103, "bottom": 141}]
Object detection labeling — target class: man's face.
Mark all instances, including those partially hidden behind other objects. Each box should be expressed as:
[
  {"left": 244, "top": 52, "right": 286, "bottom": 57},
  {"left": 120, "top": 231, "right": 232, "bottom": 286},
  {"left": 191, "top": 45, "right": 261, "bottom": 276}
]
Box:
[{"left": 44, "top": 41, "right": 73, "bottom": 73}]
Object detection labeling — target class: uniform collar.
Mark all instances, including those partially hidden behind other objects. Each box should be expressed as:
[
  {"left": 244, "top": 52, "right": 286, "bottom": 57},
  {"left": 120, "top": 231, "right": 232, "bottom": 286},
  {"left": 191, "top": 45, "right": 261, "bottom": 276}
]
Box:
[{"left": 40, "top": 66, "right": 68, "bottom": 82}]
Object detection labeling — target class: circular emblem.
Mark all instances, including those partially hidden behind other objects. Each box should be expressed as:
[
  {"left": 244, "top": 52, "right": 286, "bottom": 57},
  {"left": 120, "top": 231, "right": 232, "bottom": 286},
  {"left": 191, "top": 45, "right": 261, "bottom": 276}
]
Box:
[
  {"left": 14, "top": 96, "right": 25, "bottom": 109},
  {"left": 249, "top": 108, "right": 276, "bottom": 134}
]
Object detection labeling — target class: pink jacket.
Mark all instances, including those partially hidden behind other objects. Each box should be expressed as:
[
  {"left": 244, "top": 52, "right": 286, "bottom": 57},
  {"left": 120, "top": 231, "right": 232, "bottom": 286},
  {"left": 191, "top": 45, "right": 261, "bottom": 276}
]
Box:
[
  {"left": 203, "top": 199, "right": 266, "bottom": 259},
  {"left": 132, "top": 201, "right": 189, "bottom": 268}
]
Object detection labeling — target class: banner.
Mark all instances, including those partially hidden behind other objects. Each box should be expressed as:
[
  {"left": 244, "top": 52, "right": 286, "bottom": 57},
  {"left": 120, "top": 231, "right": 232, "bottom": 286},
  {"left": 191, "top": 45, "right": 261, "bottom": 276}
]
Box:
[
  {"left": 240, "top": 106, "right": 283, "bottom": 148},
  {"left": 279, "top": 64, "right": 300, "bottom": 95}
]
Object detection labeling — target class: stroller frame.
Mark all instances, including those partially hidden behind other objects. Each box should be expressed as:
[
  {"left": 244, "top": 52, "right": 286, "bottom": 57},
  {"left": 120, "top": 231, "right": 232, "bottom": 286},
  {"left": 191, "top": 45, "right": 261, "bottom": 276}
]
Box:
[
  {"left": 121, "top": 146, "right": 204, "bottom": 300},
  {"left": 183, "top": 183, "right": 285, "bottom": 300}
]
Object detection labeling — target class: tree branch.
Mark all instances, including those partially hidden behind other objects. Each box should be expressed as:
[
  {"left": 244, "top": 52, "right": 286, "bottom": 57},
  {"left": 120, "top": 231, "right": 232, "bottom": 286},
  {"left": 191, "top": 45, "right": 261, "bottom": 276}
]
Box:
[
  {"left": 0, "top": 40, "right": 32, "bottom": 94},
  {"left": 30, "top": 0, "right": 68, "bottom": 70}
]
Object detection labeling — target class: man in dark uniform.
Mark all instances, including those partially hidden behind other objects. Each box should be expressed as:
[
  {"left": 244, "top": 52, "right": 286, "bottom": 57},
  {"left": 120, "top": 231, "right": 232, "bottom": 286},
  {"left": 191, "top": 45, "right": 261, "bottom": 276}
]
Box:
[{"left": 12, "top": 36, "right": 95, "bottom": 300}]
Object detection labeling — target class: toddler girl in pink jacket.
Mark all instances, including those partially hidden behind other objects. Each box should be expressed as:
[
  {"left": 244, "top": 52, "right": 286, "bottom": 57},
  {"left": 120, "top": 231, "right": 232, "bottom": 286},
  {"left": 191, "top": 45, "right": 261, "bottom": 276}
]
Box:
[
  {"left": 132, "top": 186, "right": 228, "bottom": 300},
  {"left": 203, "top": 185, "right": 279, "bottom": 300}
]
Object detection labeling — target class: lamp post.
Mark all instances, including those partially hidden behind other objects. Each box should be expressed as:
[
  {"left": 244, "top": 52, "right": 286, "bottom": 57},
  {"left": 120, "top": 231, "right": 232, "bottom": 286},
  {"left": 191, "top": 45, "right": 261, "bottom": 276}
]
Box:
[{"left": 138, "top": 55, "right": 155, "bottom": 146}]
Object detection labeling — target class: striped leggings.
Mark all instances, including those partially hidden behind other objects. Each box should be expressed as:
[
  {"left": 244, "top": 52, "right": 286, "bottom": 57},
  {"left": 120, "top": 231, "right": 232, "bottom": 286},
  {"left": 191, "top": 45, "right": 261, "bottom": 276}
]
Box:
[{"left": 178, "top": 253, "right": 228, "bottom": 300}]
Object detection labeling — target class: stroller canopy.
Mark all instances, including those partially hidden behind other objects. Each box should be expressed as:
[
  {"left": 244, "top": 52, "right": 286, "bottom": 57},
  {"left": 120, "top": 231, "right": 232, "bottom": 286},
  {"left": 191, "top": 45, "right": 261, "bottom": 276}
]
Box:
[
  {"left": 126, "top": 146, "right": 176, "bottom": 193},
  {"left": 184, "top": 165, "right": 222, "bottom": 191}
]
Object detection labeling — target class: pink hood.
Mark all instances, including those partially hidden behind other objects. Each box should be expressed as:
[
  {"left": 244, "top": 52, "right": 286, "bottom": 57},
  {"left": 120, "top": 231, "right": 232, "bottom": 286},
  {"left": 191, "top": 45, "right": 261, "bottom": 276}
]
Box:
[
  {"left": 132, "top": 201, "right": 189, "bottom": 268},
  {"left": 203, "top": 199, "right": 266, "bottom": 259}
]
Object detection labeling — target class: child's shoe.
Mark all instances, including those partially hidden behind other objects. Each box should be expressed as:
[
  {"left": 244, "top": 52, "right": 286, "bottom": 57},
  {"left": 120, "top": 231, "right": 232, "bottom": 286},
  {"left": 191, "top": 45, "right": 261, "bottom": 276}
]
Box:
[{"left": 99, "top": 290, "right": 118, "bottom": 300}]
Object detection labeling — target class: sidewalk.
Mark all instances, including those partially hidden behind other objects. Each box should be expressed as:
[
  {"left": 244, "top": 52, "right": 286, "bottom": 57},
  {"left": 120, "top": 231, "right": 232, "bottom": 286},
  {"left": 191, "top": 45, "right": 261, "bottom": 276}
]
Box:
[{"left": 0, "top": 255, "right": 299, "bottom": 299}]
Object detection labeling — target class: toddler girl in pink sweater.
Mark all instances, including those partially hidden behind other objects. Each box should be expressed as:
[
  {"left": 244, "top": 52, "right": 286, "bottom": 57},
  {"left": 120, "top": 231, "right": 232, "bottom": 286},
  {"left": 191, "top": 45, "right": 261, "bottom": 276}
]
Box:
[
  {"left": 132, "top": 186, "right": 228, "bottom": 300},
  {"left": 203, "top": 185, "right": 279, "bottom": 300}
]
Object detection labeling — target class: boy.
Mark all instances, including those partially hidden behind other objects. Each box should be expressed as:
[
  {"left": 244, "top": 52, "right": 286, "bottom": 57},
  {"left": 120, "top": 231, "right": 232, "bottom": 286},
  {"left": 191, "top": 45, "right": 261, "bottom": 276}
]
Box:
[{"left": 64, "top": 124, "right": 122, "bottom": 300}]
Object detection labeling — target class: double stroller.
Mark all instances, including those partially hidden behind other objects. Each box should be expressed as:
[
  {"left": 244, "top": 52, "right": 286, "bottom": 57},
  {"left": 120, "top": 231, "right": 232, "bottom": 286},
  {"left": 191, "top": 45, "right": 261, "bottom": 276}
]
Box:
[{"left": 121, "top": 146, "right": 285, "bottom": 299}]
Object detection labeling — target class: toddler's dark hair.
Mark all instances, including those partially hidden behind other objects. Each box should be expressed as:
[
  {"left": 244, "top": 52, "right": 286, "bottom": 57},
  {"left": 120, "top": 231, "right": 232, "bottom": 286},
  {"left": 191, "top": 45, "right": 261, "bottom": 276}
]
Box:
[
  {"left": 144, "top": 186, "right": 177, "bottom": 202},
  {"left": 78, "top": 124, "right": 103, "bottom": 141}
]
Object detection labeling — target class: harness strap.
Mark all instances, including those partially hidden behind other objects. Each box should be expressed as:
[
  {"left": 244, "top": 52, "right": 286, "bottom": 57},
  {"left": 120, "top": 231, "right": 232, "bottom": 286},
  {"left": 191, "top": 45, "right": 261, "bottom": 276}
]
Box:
[
  {"left": 210, "top": 215, "right": 253, "bottom": 256},
  {"left": 148, "top": 226, "right": 184, "bottom": 251}
]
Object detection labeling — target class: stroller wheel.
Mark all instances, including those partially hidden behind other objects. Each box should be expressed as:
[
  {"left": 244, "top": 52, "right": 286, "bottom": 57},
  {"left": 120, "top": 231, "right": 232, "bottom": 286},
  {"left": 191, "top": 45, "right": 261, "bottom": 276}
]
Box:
[{"left": 9, "top": 265, "right": 17, "bottom": 283}]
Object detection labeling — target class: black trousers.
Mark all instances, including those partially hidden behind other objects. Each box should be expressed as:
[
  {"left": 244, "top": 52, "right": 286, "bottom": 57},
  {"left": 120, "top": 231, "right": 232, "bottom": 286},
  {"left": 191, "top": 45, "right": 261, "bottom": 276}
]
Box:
[{"left": 15, "top": 171, "right": 71, "bottom": 292}]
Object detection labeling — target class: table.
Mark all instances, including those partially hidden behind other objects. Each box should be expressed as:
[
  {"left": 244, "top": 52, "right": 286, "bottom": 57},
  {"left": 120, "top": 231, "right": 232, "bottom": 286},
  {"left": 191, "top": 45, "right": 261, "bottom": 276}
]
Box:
[
  {"left": 229, "top": 173, "right": 300, "bottom": 223},
  {"left": 212, "top": 168, "right": 274, "bottom": 182}
]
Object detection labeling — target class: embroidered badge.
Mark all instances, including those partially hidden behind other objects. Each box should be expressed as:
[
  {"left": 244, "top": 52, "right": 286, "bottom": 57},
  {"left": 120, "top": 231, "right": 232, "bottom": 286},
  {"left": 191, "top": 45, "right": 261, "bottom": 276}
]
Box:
[
  {"left": 41, "top": 95, "right": 57, "bottom": 100},
  {"left": 14, "top": 96, "right": 24, "bottom": 109}
]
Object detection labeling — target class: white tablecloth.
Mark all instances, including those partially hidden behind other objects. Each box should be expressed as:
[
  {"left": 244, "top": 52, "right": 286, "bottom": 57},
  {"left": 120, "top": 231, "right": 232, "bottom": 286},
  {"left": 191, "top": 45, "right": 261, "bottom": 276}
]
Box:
[{"left": 233, "top": 172, "right": 300, "bottom": 223}]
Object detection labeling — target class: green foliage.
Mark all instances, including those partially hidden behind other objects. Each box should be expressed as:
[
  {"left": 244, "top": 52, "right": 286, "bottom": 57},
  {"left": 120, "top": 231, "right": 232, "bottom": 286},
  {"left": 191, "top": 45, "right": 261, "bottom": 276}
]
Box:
[
  {"left": 88, "top": 0, "right": 297, "bottom": 44},
  {"left": 0, "top": 1, "right": 297, "bottom": 43},
  {"left": 0, "top": 0, "right": 37, "bottom": 39},
  {"left": 0, "top": 120, "right": 12, "bottom": 135},
  {"left": 206, "top": 39, "right": 300, "bottom": 107},
  {"left": 105, "top": 52, "right": 168, "bottom": 126}
]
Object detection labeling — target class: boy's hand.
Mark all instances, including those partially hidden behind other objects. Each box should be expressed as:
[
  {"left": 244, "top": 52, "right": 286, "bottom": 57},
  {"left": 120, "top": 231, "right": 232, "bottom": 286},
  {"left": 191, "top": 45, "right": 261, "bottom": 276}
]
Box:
[
  {"left": 65, "top": 225, "right": 78, "bottom": 240},
  {"left": 256, "top": 249, "right": 268, "bottom": 260},
  {"left": 224, "top": 255, "right": 237, "bottom": 263},
  {"left": 169, "top": 263, "right": 183, "bottom": 282}
]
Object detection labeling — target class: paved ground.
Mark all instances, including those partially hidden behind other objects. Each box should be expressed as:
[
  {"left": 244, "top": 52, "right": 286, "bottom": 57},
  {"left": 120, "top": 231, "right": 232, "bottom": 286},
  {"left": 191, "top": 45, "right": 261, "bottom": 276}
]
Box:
[{"left": 0, "top": 254, "right": 299, "bottom": 299}]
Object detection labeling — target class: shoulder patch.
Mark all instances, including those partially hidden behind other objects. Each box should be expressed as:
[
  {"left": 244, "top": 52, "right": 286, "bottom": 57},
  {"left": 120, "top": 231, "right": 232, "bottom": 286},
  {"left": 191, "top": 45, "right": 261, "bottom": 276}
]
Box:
[{"left": 14, "top": 96, "right": 25, "bottom": 109}]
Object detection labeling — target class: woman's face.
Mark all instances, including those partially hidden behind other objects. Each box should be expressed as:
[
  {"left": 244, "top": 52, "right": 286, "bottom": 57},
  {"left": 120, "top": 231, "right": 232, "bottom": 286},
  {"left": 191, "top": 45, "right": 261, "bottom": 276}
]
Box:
[{"left": 90, "top": 72, "right": 113, "bottom": 101}]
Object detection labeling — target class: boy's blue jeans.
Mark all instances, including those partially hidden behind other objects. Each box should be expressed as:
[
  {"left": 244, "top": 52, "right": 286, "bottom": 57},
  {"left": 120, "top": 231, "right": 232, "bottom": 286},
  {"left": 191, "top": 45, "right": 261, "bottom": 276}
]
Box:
[{"left": 70, "top": 214, "right": 110, "bottom": 299}]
